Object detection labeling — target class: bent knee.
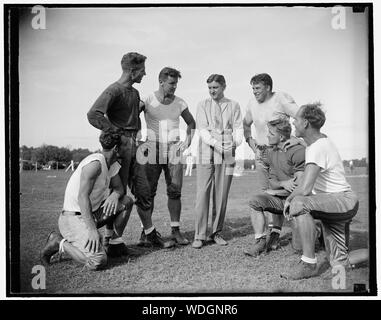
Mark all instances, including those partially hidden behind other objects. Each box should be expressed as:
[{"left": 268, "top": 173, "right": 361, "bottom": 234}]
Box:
[
  {"left": 167, "top": 185, "right": 181, "bottom": 199},
  {"left": 121, "top": 195, "right": 134, "bottom": 210},
  {"left": 135, "top": 196, "right": 152, "bottom": 211},
  {"left": 290, "top": 196, "right": 309, "bottom": 217},
  {"left": 248, "top": 194, "right": 267, "bottom": 212}
]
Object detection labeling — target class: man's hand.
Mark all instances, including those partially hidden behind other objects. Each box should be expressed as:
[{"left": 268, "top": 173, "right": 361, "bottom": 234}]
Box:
[
  {"left": 139, "top": 101, "right": 145, "bottom": 113},
  {"left": 174, "top": 140, "right": 189, "bottom": 154},
  {"left": 102, "top": 192, "right": 120, "bottom": 217},
  {"left": 284, "top": 136, "right": 306, "bottom": 150},
  {"left": 214, "top": 141, "right": 233, "bottom": 154},
  {"left": 280, "top": 178, "right": 297, "bottom": 193},
  {"left": 85, "top": 229, "right": 101, "bottom": 254},
  {"left": 247, "top": 137, "right": 257, "bottom": 152},
  {"left": 283, "top": 199, "right": 292, "bottom": 221}
]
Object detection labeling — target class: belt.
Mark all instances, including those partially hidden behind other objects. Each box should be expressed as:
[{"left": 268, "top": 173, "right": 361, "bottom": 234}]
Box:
[
  {"left": 117, "top": 128, "right": 137, "bottom": 137},
  {"left": 62, "top": 211, "right": 81, "bottom": 216}
]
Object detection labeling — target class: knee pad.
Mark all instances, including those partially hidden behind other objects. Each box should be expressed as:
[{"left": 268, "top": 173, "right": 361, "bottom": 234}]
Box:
[
  {"left": 167, "top": 184, "right": 181, "bottom": 199},
  {"left": 135, "top": 196, "right": 152, "bottom": 212}
]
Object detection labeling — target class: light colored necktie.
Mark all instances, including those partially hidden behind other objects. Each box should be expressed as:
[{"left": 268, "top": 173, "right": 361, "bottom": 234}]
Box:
[{"left": 213, "top": 101, "right": 224, "bottom": 134}]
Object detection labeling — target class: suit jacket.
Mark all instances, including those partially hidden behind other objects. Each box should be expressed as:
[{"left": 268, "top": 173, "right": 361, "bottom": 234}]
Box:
[{"left": 196, "top": 97, "right": 243, "bottom": 165}]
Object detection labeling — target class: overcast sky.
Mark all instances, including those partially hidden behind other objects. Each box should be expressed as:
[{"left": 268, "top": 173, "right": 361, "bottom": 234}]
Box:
[{"left": 19, "top": 5, "right": 369, "bottom": 160}]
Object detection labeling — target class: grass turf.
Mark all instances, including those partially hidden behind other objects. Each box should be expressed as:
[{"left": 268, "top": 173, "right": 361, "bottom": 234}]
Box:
[{"left": 18, "top": 169, "right": 370, "bottom": 294}]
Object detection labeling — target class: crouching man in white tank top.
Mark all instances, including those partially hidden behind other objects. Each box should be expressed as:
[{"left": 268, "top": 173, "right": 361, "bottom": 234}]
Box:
[{"left": 40, "top": 132, "right": 134, "bottom": 271}]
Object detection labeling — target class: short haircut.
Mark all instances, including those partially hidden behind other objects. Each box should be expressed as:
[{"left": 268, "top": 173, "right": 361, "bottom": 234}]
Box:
[
  {"left": 121, "top": 52, "right": 146, "bottom": 71},
  {"left": 206, "top": 74, "right": 226, "bottom": 86},
  {"left": 268, "top": 118, "right": 291, "bottom": 140},
  {"left": 250, "top": 73, "right": 273, "bottom": 91},
  {"left": 300, "top": 102, "right": 326, "bottom": 129},
  {"left": 158, "top": 67, "right": 182, "bottom": 81},
  {"left": 99, "top": 132, "right": 121, "bottom": 150}
]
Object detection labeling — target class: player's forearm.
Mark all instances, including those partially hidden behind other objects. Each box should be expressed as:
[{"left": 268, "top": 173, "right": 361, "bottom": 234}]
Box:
[
  {"left": 87, "top": 110, "right": 114, "bottom": 132},
  {"left": 286, "top": 183, "right": 304, "bottom": 202},
  {"left": 78, "top": 195, "right": 97, "bottom": 231},
  {"left": 243, "top": 120, "right": 252, "bottom": 141},
  {"left": 233, "top": 130, "right": 243, "bottom": 147},
  {"left": 185, "top": 121, "right": 196, "bottom": 147},
  {"left": 199, "top": 129, "right": 217, "bottom": 147},
  {"left": 269, "top": 178, "right": 283, "bottom": 190},
  {"left": 109, "top": 189, "right": 123, "bottom": 200}
]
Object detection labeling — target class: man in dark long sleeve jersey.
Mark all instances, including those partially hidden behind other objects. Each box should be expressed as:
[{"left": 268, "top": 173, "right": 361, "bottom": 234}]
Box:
[{"left": 87, "top": 52, "right": 175, "bottom": 249}]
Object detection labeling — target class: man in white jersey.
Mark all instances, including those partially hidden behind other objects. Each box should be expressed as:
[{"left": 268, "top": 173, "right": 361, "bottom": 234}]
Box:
[
  {"left": 139, "top": 67, "right": 196, "bottom": 246},
  {"left": 40, "top": 132, "right": 134, "bottom": 270},
  {"left": 243, "top": 73, "right": 300, "bottom": 191},
  {"left": 282, "top": 103, "right": 359, "bottom": 280}
]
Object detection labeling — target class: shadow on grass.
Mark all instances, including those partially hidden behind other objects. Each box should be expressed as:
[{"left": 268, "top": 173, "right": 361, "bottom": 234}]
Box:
[
  {"left": 175, "top": 217, "right": 253, "bottom": 244},
  {"left": 221, "top": 217, "right": 253, "bottom": 241},
  {"left": 105, "top": 242, "right": 180, "bottom": 269},
  {"left": 348, "top": 230, "right": 369, "bottom": 251}
]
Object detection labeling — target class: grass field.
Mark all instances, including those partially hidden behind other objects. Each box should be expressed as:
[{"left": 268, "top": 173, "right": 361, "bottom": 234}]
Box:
[{"left": 18, "top": 167, "right": 371, "bottom": 295}]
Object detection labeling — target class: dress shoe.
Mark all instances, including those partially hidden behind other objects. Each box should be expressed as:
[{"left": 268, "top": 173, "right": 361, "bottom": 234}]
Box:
[
  {"left": 192, "top": 239, "right": 204, "bottom": 249},
  {"left": 213, "top": 234, "right": 228, "bottom": 246}
]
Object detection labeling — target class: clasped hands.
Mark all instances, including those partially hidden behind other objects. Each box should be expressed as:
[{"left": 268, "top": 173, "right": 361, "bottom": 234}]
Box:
[
  {"left": 213, "top": 140, "right": 234, "bottom": 154},
  {"left": 212, "top": 131, "right": 235, "bottom": 154}
]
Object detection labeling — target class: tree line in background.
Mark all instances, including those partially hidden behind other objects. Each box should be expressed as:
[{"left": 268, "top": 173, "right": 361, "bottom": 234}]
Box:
[
  {"left": 19, "top": 144, "right": 368, "bottom": 171},
  {"left": 20, "top": 144, "right": 94, "bottom": 170},
  {"left": 342, "top": 158, "right": 368, "bottom": 168}
]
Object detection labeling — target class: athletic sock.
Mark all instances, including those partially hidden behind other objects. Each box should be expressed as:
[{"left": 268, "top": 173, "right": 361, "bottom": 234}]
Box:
[
  {"left": 271, "top": 226, "right": 281, "bottom": 234},
  {"left": 301, "top": 255, "right": 317, "bottom": 264},
  {"left": 170, "top": 221, "right": 180, "bottom": 228},
  {"left": 109, "top": 237, "right": 124, "bottom": 245},
  {"left": 104, "top": 228, "right": 114, "bottom": 238},
  {"left": 59, "top": 239, "right": 67, "bottom": 254},
  {"left": 144, "top": 226, "right": 155, "bottom": 235}
]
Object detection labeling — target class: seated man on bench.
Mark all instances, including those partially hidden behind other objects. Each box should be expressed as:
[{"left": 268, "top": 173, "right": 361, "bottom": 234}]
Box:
[{"left": 283, "top": 103, "right": 358, "bottom": 280}]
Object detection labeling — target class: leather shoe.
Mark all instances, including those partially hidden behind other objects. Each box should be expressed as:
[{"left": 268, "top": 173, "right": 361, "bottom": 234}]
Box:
[
  {"left": 171, "top": 227, "right": 190, "bottom": 245},
  {"left": 137, "top": 229, "right": 151, "bottom": 247},
  {"left": 40, "top": 231, "right": 63, "bottom": 265},
  {"left": 146, "top": 229, "right": 176, "bottom": 249},
  {"left": 266, "top": 232, "right": 281, "bottom": 252},
  {"left": 106, "top": 243, "right": 130, "bottom": 257},
  {"left": 281, "top": 260, "right": 319, "bottom": 280},
  {"left": 213, "top": 234, "right": 227, "bottom": 246},
  {"left": 244, "top": 237, "right": 266, "bottom": 257},
  {"left": 192, "top": 239, "right": 204, "bottom": 249}
]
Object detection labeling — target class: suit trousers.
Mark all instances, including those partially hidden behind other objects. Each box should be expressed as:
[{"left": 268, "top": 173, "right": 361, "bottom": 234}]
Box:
[{"left": 194, "top": 162, "right": 234, "bottom": 240}]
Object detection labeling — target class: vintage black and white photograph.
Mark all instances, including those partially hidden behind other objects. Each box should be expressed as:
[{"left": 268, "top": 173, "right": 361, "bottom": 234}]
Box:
[{"left": 6, "top": 2, "right": 375, "bottom": 297}]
